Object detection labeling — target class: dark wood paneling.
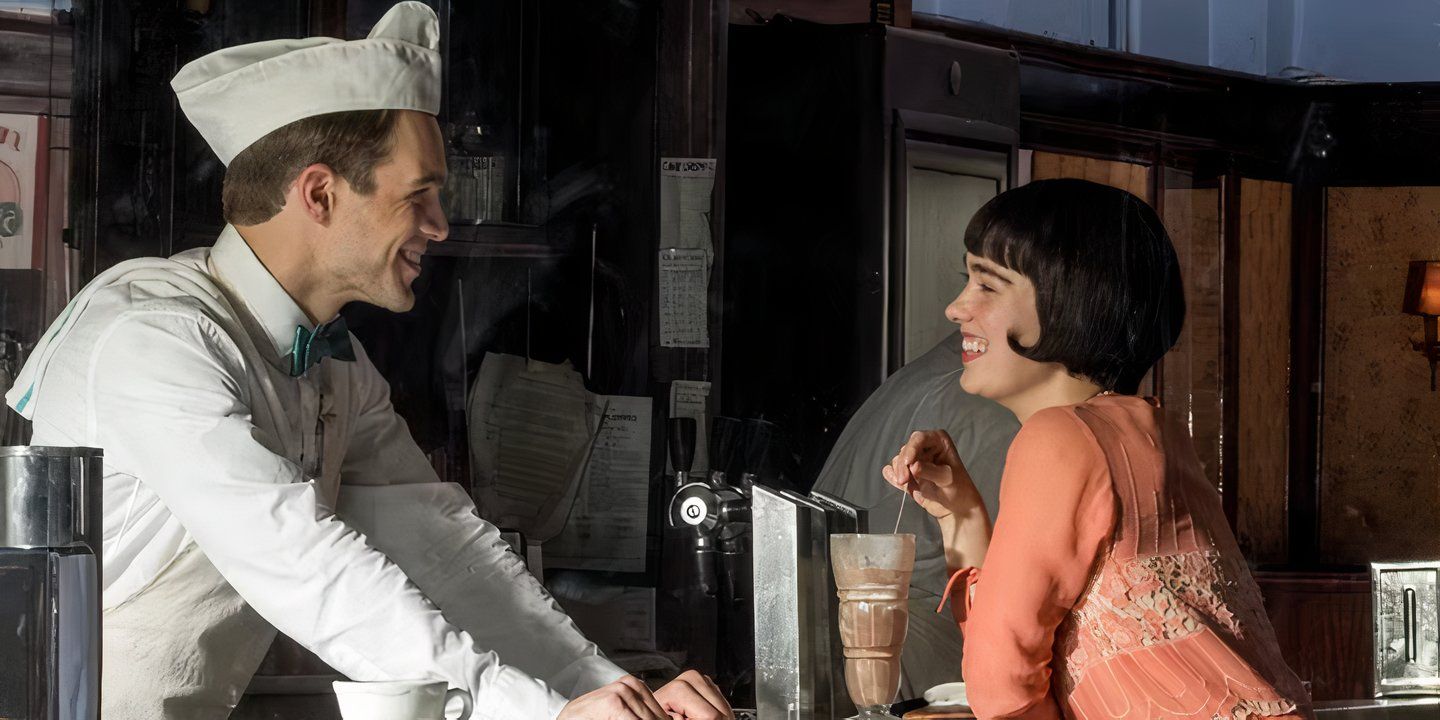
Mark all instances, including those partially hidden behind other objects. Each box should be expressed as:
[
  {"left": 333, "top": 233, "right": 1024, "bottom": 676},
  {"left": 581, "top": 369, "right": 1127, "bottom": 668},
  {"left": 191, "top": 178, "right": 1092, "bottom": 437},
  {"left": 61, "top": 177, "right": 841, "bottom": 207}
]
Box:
[
  {"left": 1030, "top": 150, "right": 1150, "bottom": 201},
  {"left": 1289, "top": 183, "right": 1325, "bottom": 567},
  {"left": 1222, "top": 173, "right": 1241, "bottom": 529},
  {"left": 727, "top": 0, "right": 911, "bottom": 26},
  {"left": 1238, "top": 178, "right": 1293, "bottom": 564},
  {"left": 1322, "top": 187, "right": 1440, "bottom": 564},
  {"left": 1257, "top": 572, "right": 1373, "bottom": 701}
]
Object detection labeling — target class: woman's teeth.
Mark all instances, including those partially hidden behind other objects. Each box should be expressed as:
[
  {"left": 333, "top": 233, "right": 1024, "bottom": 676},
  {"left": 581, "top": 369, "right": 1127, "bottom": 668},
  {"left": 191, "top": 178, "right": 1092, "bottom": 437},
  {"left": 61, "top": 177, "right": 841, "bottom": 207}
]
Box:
[{"left": 963, "top": 337, "right": 989, "bottom": 355}]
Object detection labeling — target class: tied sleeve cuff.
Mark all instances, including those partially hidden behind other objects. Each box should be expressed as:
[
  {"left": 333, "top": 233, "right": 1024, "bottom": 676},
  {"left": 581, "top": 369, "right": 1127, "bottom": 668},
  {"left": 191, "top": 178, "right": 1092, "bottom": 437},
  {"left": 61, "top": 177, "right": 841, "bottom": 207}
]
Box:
[{"left": 939, "top": 566, "right": 982, "bottom": 626}]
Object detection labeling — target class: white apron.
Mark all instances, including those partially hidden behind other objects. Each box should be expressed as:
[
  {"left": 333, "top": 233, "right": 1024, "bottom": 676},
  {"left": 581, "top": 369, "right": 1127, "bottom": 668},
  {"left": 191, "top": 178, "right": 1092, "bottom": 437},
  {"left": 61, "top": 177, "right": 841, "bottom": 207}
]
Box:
[{"left": 102, "top": 542, "right": 274, "bottom": 719}]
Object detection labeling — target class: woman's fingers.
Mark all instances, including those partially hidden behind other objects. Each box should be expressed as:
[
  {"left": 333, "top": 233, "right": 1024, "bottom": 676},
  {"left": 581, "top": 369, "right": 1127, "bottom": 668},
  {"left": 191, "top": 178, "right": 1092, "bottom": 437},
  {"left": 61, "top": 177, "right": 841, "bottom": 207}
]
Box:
[
  {"left": 901, "top": 431, "right": 949, "bottom": 468},
  {"left": 910, "top": 481, "right": 938, "bottom": 507},
  {"left": 882, "top": 464, "right": 903, "bottom": 489},
  {"left": 886, "top": 430, "right": 969, "bottom": 518},
  {"left": 908, "top": 480, "right": 954, "bottom": 519},
  {"left": 887, "top": 447, "right": 953, "bottom": 492},
  {"left": 909, "top": 459, "right": 955, "bottom": 488},
  {"left": 891, "top": 451, "right": 913, "bottom": 489}
]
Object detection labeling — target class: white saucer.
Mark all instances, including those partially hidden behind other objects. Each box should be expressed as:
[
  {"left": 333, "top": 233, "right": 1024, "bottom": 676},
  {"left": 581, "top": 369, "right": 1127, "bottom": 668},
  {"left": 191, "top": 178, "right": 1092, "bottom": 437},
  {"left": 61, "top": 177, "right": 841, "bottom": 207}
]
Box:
[{"left": 923, "top": 681, "right": 969, "bottom": 708}]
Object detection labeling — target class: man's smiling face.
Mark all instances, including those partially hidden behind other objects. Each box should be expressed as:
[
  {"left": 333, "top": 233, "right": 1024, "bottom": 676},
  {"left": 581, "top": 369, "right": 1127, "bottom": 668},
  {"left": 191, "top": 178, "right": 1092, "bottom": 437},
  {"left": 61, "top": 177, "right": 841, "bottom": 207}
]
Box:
[{"left": 325, "top": 109, "right": 449, "bottom": 313}]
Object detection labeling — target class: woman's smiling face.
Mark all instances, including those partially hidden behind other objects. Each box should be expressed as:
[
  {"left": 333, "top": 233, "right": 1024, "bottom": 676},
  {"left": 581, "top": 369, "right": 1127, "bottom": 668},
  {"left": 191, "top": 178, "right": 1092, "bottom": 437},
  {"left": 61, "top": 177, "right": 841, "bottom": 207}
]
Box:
[{"left": 947, "top": 253, "right": 1059, "bottom": 406}]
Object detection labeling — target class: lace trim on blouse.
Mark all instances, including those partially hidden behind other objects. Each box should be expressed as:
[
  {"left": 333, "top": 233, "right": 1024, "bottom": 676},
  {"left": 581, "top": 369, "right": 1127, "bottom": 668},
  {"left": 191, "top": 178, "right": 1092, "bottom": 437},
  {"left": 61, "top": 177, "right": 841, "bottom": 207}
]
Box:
[{"left": 1053, "top": 549, "right": 1302, "bottom": 718}]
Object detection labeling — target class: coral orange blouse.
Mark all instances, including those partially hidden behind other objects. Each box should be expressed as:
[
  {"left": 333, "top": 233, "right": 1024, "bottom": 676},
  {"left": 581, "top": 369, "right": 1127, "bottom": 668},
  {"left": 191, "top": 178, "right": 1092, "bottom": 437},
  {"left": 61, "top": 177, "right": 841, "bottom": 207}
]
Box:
[{"left": 943, "top": 395, "right": 1312, "bottom": 720}]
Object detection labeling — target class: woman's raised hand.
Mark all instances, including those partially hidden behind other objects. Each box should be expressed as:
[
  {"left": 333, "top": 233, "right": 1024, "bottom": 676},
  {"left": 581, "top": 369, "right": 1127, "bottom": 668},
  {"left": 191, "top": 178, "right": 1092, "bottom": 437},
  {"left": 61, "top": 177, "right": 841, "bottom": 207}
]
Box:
[{"left": 882, "top": 429, "right": 981, "bottom": 520}]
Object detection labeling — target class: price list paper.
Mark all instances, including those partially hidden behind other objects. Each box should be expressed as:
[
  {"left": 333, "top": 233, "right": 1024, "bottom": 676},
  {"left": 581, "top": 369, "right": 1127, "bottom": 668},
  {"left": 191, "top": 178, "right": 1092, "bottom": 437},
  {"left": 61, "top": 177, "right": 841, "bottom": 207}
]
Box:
[{"left": 658, "top": 248, "right": 710, "bottom": 348}]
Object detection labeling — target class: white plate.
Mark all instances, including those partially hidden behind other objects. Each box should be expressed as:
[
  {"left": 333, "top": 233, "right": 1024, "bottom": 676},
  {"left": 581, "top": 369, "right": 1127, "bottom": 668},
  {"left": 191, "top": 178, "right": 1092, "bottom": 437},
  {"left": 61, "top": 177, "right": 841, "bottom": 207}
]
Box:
[{"left": 923, "top": 681, "right": 969, "bottom": 708}]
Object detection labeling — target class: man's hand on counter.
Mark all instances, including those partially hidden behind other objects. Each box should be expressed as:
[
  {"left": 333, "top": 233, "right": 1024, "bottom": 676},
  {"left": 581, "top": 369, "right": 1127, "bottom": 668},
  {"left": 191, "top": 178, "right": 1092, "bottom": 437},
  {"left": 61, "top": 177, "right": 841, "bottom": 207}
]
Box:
[
  {"left": 653, "top": 670, "right": 733, "bottom": 720},
  {"left": 558, "top": 675, "right": 670, "bottom": 719},
  {"left": 556, "top": 671, "right": 733, "bottom": 720}
]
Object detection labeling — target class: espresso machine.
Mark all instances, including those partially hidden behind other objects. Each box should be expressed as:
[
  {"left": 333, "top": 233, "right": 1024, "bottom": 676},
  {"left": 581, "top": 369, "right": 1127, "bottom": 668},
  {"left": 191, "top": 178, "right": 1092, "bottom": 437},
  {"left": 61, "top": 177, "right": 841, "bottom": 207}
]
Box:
[
  {"left": 0, "top": 446, "right": 103, "bottom": 720},
  {"left": 666, "top": 417, "right": 757, "bottom": 702},
  {"left": 666, "top": 418, "right": 865, "bottom": 719}
]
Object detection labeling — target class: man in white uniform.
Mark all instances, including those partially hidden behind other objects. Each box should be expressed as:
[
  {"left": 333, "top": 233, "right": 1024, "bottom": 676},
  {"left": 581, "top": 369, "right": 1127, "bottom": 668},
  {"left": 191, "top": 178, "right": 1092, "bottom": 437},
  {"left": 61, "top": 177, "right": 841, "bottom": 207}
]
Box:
[{"left": 5, "top": 4, "right": 729, "bottom": 719}]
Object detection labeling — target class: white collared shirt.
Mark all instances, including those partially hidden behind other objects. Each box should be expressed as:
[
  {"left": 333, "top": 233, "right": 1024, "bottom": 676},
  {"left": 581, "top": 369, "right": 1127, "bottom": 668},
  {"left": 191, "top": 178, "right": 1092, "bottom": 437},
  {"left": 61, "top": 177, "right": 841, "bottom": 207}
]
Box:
[{"left": 6, "top": 226, "right": 623, "bottom": 719}]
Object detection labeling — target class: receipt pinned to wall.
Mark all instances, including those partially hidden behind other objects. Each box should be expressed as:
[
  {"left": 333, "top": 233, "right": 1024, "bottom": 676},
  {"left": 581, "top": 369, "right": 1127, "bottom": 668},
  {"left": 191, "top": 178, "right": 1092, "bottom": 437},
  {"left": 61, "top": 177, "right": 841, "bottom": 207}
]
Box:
[
  {"left": 659, "top": 158, "right": 716, "bottom": 255},
  {"left": 659, "top": 248, "right": 709, "bottom": 348},
  {"left": 544, "top": 395, "right": 653, "bottom": 572}
]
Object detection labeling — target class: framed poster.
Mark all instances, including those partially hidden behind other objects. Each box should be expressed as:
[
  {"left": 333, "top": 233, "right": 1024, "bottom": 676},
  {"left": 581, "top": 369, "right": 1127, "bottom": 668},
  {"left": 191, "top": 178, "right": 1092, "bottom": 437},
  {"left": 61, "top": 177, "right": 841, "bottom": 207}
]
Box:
[
  {"left": 1373, "top": 561, "right": 1440, "bottom": 696},
  {"left": 0, "top": 113, "right": 47, "bottom": 271}
]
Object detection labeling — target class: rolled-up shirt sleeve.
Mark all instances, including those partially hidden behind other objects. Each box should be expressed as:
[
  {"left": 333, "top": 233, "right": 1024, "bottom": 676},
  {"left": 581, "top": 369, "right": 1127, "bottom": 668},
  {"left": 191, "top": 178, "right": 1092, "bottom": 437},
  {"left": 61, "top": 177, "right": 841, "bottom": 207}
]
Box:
[
  {"left": 88, "top": 308, "right": 572, "bottom": 719},
  {"left": 955, "top": 407, "right": 1115, "bottom": 720}
]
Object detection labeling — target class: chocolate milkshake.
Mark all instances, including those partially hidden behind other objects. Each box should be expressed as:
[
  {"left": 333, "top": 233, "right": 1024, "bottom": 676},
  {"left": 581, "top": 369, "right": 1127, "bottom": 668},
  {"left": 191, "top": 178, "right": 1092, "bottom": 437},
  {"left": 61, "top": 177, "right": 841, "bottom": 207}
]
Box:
[{"left": 830, "top": 534, "right": 916, "bottom": 719}]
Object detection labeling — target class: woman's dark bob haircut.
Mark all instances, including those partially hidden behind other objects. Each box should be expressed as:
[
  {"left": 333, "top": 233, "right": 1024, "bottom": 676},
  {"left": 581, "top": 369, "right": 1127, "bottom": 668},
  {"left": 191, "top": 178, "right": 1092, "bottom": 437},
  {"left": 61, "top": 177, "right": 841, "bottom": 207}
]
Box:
[{"left": 964, "top": 178, "right": 1185, "bottom": 395}]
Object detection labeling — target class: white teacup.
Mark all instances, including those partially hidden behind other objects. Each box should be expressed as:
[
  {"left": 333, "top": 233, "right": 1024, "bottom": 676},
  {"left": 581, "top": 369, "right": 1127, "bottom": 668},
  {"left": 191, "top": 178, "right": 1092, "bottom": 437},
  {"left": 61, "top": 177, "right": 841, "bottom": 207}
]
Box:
[{"left": 332, "top": 680, "right": 473, "bottom": 720}]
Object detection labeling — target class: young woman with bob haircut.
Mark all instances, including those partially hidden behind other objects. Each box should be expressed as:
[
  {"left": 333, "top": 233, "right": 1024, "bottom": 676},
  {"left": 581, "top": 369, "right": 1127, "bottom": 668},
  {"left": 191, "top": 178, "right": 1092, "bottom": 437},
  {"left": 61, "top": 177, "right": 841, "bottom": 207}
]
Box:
[{"left": 884, "top": 179, "right": 1312, "bottom": 720}]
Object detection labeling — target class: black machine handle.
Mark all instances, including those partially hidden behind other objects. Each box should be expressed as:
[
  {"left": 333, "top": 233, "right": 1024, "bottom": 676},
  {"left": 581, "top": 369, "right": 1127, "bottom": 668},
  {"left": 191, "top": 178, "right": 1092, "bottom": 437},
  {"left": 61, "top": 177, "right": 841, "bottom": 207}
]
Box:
[
  {"left": 694, "top": 534, "right": 718, "bottom": 597},
  {"left": 668, "top": 417, "right": 696, "bottom": 475},
  {"left": 1405, "top": 587, "right": 1418, "bottom": 663}
]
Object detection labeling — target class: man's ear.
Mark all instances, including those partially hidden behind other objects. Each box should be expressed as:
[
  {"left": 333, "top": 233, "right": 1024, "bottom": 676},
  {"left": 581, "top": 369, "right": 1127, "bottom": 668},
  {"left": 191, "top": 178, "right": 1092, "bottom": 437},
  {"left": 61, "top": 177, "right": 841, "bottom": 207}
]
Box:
[{"left": 292, "top": 163, "right": 340, "bottom": 225}]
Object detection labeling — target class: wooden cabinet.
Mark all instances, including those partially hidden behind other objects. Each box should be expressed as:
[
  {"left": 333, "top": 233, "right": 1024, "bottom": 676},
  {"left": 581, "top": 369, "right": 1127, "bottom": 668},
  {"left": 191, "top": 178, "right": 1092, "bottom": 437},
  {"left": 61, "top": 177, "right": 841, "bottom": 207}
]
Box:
[{"left": 1256, "top": 571, "right": 1373, "bottom": 702}]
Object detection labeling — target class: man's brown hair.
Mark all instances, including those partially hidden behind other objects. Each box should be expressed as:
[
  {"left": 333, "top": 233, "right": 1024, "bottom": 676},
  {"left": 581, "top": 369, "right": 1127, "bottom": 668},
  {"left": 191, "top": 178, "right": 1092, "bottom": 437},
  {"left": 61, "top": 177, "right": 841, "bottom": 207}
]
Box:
[{"left": 221, "top": 110, "right": 400, "bottom": 226}]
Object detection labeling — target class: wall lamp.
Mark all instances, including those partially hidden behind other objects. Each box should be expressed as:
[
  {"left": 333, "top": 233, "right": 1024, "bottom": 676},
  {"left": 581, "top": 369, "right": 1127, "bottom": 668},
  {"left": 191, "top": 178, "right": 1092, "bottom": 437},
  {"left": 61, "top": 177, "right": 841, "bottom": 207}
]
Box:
[{"left": 1403, "top": 260, "right": 1440, "bottom": 390}]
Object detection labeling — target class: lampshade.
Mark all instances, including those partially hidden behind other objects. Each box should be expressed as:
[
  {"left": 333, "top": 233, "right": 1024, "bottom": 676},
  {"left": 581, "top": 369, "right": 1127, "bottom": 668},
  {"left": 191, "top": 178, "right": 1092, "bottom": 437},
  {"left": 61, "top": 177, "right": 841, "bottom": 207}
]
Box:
[{"left": 1403, "top": 261, "right": 1440, "bottom": 316}]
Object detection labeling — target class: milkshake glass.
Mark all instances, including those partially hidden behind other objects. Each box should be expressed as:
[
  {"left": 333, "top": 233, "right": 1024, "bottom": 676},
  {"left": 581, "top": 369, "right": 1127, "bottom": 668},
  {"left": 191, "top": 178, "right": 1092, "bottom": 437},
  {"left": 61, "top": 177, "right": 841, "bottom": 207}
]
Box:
[{"left": 830, "top": 533, "right": 915, "bottom": 720}]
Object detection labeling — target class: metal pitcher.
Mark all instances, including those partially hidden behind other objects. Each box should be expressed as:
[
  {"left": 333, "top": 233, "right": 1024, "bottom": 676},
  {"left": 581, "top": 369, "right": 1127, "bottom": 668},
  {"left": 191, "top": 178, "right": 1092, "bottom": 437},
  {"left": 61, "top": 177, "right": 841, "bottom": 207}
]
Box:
[
  {"left": 1, "top": 446, "right": 103, "bottom": 549},
  {"left": 0, "top": 445, "right": 103, "bottom": 720}
]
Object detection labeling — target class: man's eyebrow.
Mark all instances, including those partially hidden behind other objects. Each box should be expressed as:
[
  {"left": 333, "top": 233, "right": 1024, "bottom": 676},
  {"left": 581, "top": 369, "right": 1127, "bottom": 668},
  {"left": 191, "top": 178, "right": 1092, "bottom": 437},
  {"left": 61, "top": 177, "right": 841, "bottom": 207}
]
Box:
[{"left": 411, "top": 171, "right": 445, "bottom": 187}]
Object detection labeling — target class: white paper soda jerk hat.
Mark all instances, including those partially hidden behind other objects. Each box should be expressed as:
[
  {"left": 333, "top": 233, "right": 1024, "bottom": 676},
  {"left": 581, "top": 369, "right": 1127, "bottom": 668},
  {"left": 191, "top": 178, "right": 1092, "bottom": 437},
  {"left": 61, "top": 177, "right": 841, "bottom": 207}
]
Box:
[{"left": 171, "top": 1, "right": 441, "bottom": 166}]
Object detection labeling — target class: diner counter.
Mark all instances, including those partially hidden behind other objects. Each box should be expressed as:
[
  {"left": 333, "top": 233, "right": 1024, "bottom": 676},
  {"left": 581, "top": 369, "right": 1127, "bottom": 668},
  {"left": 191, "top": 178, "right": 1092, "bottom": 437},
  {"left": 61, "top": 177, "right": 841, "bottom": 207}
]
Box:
[
  {"left": 1313, "top": 698, "right": 1440, "bottom": 719},
  {"left": 234, "top": 666, "right": 1437, "bottom": 720},
  {"left": 231, "top": 695, "right": 1439, "bottom": 720}
]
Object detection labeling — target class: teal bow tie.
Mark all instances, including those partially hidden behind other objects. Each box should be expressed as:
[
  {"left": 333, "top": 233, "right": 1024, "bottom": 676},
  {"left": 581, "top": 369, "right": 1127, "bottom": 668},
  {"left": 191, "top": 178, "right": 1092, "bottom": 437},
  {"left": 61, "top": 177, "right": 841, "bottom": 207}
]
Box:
[{"left": 289, "top": 317, "right": 356, "bottom": 377}]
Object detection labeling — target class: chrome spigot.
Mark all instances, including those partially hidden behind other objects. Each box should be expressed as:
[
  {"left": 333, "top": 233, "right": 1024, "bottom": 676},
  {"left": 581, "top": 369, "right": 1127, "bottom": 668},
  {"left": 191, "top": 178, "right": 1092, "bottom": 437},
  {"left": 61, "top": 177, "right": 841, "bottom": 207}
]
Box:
[{"left": 669, "top": 480, "right": 749, "bottom": 597}]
